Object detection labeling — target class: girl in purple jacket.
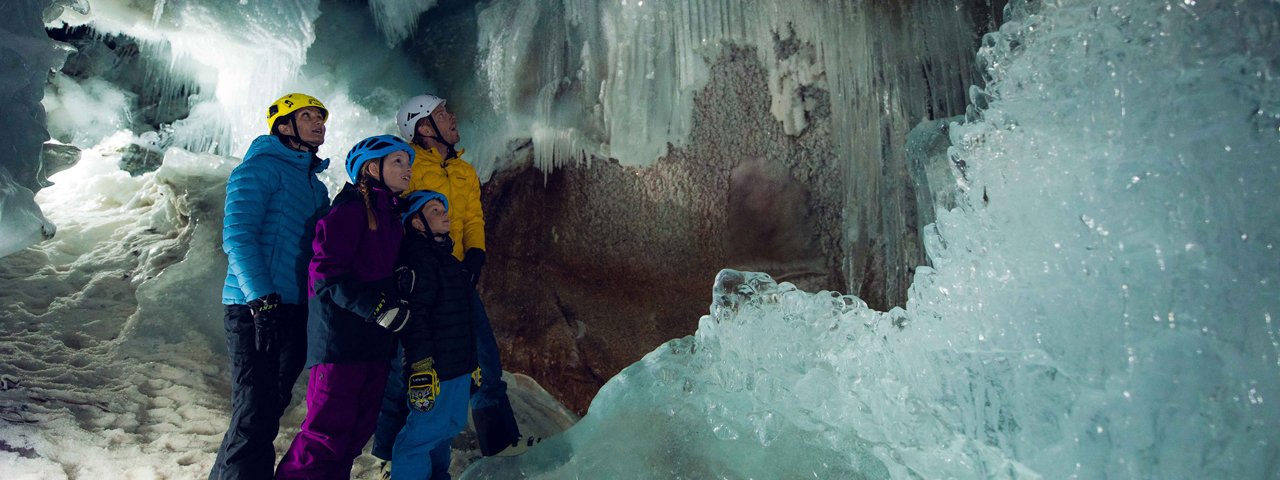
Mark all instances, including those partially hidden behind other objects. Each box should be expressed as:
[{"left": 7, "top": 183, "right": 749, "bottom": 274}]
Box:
[{"left": 276, "top": 135, "right": 416, "bottom": 479}]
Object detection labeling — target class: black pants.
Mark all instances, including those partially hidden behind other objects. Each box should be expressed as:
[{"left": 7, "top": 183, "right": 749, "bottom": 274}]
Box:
[{"left": 209, "top": 304, "right": 307, "bottom": 480}]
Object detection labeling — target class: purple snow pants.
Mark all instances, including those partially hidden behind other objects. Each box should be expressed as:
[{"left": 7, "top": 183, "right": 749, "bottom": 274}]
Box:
[{"left": 276, "top": 361, "right": 390, "bottom": 480}]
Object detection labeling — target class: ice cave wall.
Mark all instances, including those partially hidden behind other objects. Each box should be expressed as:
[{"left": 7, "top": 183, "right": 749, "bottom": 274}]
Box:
[
  {"left": 467, "top": 0, "right": 1000, "bottom": 412},
  {"left": 1, "top": 0, "right": 1000, "bottom": 413}
]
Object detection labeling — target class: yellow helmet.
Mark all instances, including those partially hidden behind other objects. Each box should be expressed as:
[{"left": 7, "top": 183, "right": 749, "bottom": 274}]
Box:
[{"left": 266, "top": 93, "right": 328, "bottom": 131}]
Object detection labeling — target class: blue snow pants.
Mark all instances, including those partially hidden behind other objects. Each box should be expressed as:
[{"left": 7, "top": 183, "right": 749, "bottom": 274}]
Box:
[
  {"left": 372, "top": 290, "right": 520, "bottom": 460},
  {"left": 391, "top": 375, "right": 470, "bottom": 479}
]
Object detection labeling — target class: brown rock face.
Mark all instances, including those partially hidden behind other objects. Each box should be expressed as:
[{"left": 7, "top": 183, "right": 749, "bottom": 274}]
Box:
[{"left": 480, "top": 47, "right": 843, "bottom": 414}]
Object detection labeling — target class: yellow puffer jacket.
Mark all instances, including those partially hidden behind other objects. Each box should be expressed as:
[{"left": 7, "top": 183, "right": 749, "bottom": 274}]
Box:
[{"left": 407, "top": 143, "right": 485, "bottom": 261}]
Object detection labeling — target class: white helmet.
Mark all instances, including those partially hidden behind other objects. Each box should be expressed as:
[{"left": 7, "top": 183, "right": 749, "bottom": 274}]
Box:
[{"left": 397, "top": 94, "right": 446, "bottom": 140}]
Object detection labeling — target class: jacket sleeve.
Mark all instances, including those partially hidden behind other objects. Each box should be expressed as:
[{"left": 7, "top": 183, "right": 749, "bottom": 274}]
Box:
[
  {"left": 459, "top": 163, "right": 487, "bottom": 252},
  {"left": 223, "top": 161, "right": 276, "bottom": 301},
  {"left": 310, "top": 204, "right": 390, "bottom": 319},
  {"left": 316, "top": 276, "right": 394, "bottom": 321}
]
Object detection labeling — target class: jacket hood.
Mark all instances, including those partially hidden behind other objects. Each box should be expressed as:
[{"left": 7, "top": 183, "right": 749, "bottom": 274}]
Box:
[{"left": 245, "top": 134, "right": 330, "bottom": 174}]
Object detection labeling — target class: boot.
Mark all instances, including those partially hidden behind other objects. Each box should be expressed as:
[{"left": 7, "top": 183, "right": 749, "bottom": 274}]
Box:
[
  {"left": 495, "top": 435, "right": 544, "bottom": 457},
  {"left": 472, "top": 396, "right": 520, "bottom": 456}
]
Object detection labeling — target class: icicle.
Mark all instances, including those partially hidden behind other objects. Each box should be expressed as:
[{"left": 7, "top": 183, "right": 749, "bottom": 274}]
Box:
[{"left": 366, "top": 0, "right": 437, "bottom": 47}]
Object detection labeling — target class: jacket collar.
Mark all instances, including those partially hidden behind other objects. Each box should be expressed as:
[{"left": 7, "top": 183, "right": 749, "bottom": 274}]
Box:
[
  {"left": 245, "top": 134, "right": 330, "bottom": 174},
  {"left": 410, "top": 142, "right": 465, "bottom": 167},
  {"left": 405, "top": 228, "right": 454, "bottom": 255},
  {"left": 336, "top": 181, "right": 401, "bottom": 210}
]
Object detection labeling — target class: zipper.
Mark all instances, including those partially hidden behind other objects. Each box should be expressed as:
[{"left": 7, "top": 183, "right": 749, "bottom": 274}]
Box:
[
  {"left": 307, "top": 153, "right": 318, "bottom": 207},
  {"left": 437, "top": 149, "right": 455, "bottom": 202}
]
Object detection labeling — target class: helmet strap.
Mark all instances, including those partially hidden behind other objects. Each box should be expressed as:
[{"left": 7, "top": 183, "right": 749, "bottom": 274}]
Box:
[
  {"left": 355, "top": 156, "right": 391, "bottom": 189},
  {"left": 412, "top": 211, "right": 430, "bottom": 234},
  {"left": 410, "top": 208, "right": 448, "bottom": 242},
  {"left": 363, "top": 173, "right": 389, "bottom": 191},
  {"left": 281, "top": 115, "right": 319, "bottom": 153},
  {"left": 424, "top": 115, "right": 458, "bottom": 163}
]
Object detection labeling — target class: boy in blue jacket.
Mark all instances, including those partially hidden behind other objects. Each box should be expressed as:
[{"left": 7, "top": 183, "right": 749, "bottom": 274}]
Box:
[
  {"left": 389, "top": 190, "right": 478, "bottom": 479},
  {"left": 211, "top": 93, "right": 331, "bottom": 480}
]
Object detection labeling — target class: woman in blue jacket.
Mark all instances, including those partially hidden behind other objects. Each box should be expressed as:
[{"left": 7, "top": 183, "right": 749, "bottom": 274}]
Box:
[{"left": 211, "top": 93, "right": 331, "bottom": 480}]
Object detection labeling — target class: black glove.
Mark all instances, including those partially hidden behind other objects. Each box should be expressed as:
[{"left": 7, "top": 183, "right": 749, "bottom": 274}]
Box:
[
  {"left": 462, "top": 248, "right": 486, "bottom": 286},
  {"left": 247, "top": 293, "right": 283, "bottom": 353},
  {"left": 369, "top": 294, "right": 411, "bottom": 333},
  {"left": 396, "top": 266, "right": 416, "bottom": 296}
]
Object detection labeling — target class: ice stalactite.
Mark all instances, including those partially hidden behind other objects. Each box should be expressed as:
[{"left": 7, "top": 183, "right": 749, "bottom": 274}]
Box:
[
  {"left": 49, "top": 0, "right": 322, "bottom": 157},
  {"left": 366, "top": 0, "right": 437, "bottom": 47},
  {"left": 474, "top": 0, "right": 979, "bottom": 174},
  {"left": 473, "top": 0, "right": 984, "bottom": 306}
]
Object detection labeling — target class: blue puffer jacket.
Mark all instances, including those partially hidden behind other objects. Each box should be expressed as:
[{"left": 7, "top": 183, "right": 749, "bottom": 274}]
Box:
[{"left": 222, "top": 135, "right": 331, "bottom": 305}]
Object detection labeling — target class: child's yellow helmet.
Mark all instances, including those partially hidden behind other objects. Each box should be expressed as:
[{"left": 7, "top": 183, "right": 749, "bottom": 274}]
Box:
[{"left": 266, "top": 93, "right": 328, "bottom": 131}]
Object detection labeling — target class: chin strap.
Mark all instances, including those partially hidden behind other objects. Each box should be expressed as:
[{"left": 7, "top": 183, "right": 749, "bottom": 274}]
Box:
[
  {"left": 281, "top": 116, "right": 320, "bottom": 153},
  {"left": 411, "top": 212, "right": 452, "bottom": 246},
  {"left": 361, "top": 157, "right": 392, "bottom": 187},
  {"left": 423, "top": 115, "right": 457, "bottom": 163},
  {"left": 412, "top": 211, "right": 429, "bottom": 235}
]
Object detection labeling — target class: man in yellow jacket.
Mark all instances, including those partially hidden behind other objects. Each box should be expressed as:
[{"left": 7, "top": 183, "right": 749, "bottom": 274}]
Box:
[
  {"left": 402, "top": 95, "right": 485, "bottom": 267},
  {"left": 371, "top": 95, "right": 534, "bottom": 475}
]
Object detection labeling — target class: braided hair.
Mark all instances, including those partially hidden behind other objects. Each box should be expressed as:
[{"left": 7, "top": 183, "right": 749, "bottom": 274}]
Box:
[{"left": 356, "top": 174, "right": 378, "bottom": 231}]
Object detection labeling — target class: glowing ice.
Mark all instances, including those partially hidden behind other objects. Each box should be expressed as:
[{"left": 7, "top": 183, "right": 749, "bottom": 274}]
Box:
[{"left": 463, "top": 0, "right": 1280, "bottom": 477}]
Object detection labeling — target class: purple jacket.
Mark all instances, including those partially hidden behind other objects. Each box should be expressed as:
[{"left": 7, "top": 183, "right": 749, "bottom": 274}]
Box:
[{"left": 305, "top": 183, "right": 404, "bottom": 367}]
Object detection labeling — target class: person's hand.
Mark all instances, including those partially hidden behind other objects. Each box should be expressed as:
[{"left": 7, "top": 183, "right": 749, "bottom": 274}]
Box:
[
  {"left": 396, "top": 266, "right": 416, "bottom": 297},
  {"left": 462, "top": 248, "right": 486, "bottom": 286},
  {"left": 369, "top": 294, "right": 411, "bottom": 333},
  {"left": 247, "top": 293, "right": 284, "bottom": 353}
]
